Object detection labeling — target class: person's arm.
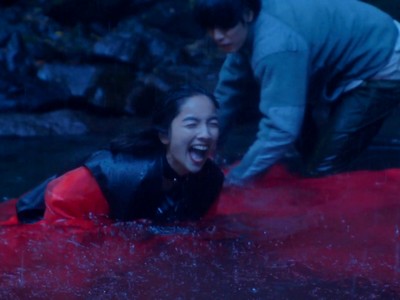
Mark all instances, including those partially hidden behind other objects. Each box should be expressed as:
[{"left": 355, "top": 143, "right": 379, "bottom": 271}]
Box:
[
  {"left": 16, "top": 175, "right": 57, "bottom": 223},
  {"left": 215, "top": 53, "right": 256, "bottom": 140},
  {"left": 43, "top": 166, "right": 109, "bottom": 222},
  {"left": 226, "top": 51, "right": 309, "bottom": 184}
]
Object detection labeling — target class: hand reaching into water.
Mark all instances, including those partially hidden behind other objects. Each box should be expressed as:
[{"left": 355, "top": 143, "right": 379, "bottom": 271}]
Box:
[{"left": 223, "top": 165, "right": 247, "bottom": 188}]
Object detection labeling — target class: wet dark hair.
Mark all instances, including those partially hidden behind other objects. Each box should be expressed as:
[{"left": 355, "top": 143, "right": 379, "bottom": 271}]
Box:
[
  {"left": 193, "top": 0, "right": 261, "bottom": 30},
  {"left": 110, "top": 84, "right": 218, "bottom": 156}
]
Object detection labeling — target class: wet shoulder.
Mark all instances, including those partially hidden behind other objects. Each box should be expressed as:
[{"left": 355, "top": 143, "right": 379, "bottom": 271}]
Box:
[{"left": 84, "top": 149, "right": 160, "bottom": 181}]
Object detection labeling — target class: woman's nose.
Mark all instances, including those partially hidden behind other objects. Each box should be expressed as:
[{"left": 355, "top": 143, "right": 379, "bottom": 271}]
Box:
[{"left": 198, "top": 124, "right": 212, "bottom": 138}]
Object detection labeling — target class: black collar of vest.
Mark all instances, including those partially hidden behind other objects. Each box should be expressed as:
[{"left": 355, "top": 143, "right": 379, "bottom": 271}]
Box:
[{"left": 162, "top": 155, "right": 194, "bottom": 183}]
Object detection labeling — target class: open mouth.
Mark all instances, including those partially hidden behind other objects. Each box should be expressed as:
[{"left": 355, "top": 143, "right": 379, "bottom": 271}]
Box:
[{"left": 189, "top": 145, "right": 209, "bottom": 163}]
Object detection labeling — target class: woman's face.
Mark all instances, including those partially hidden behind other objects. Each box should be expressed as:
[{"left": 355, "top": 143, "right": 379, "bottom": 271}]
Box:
[{"left": 161, "top": 94, "right": 219, "bottom": 176}]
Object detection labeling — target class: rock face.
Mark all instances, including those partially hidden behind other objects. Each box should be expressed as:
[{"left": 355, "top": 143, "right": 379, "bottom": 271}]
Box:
[
  {"left": 0, "top": 0, "right": 223, "bottom": 121},
  {"left": 0, "top": 0, "right": 398, "bottom": 136},
  {"left": 0, "top": 110, "right": 88, "bottom": 136}
]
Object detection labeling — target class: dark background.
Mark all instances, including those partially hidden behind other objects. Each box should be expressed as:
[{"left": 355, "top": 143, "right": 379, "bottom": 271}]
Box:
[{"left": 0, "top": 0, "right": 399, "bottom": 199}]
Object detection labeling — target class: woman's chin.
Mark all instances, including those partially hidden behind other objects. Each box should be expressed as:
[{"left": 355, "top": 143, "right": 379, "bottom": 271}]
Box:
[{"left": 187, "top": 160, "right": 206, "bottom": 174}]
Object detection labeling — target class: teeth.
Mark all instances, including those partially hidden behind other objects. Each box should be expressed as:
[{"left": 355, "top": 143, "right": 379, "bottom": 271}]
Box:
[
  {"left": 192, "top": 145, "right": 208, "bottom": 151},
  {"left": 190, "top": 145, "right": 209, "bottom": 163}
]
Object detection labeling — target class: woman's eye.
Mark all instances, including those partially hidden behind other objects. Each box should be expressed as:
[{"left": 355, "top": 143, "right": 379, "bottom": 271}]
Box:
[
  {"left": 184, "top": 123, "right": 197, "bottom": 129},
  {"left": 209, "top": 121, "right": 219, "bottom": 128}
]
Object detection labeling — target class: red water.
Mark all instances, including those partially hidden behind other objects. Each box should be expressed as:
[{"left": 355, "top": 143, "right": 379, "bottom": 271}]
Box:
[{"left": 1, "top": 165, "right": 399, "bottom": 299}]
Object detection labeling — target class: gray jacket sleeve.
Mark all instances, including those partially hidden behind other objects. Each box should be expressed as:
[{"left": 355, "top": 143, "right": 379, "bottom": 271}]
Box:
[
  {"left": 215, "top": 53, "right": 256, "bottom": 139},
  {"left": 227, "top": 51, "right": 309, "bottom": 183}
]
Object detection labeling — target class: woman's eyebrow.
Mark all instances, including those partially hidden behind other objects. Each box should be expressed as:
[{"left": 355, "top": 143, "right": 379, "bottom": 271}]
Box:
[
  {"left": 182, "top": 116, "right": 199, "bottom": 122},
  {"left": 182, "top": 114, "right": 218, "bottom": 122}
]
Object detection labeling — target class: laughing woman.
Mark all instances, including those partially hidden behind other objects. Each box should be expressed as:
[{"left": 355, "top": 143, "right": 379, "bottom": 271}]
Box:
[{"left": 16, "top": 85, "right": 224, "bottom": 224}]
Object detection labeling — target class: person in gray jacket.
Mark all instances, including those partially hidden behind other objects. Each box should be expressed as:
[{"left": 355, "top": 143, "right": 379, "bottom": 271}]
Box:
[{"left": 194, "top": 0, "right": 400, "bottom": 185}]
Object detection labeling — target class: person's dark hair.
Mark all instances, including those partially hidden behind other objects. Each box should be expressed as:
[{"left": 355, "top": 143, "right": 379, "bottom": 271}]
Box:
[
  {"left": 110, "top": 84, "right": 218, "bottom": 156},
  {"left": 193, "top": 0, "right": 261, "bottom": 30}
]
